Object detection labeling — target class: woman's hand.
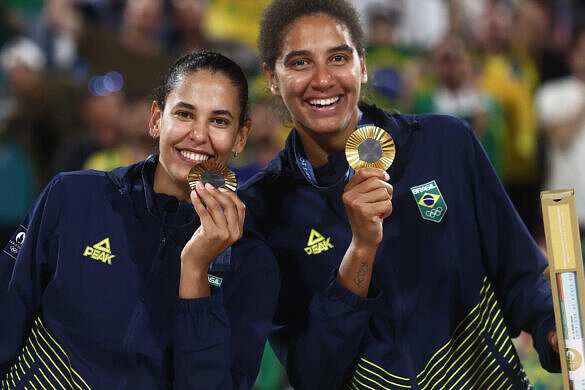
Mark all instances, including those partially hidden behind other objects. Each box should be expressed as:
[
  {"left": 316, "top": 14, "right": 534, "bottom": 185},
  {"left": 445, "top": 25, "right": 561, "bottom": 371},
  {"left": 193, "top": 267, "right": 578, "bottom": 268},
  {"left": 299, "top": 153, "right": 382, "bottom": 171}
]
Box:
[
  {"left": 548, "top": 330, "right": 559, "bottom": 353},
  {"left": 179, "top": 182, "right": 245, "bottom": 298},
  {"left": 342, "top": 168, "right": 393, "bottom": 248},
  {"left": 338, "top": 168, "right": 393, "bottom": 297}
]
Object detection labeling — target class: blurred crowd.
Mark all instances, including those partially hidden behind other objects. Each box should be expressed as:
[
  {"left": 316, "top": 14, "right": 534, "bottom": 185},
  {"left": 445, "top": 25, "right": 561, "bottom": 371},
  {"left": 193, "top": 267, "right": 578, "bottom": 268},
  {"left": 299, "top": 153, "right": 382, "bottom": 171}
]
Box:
[{"left": 2, "top": 0, "right": 585, "bottom": 388}]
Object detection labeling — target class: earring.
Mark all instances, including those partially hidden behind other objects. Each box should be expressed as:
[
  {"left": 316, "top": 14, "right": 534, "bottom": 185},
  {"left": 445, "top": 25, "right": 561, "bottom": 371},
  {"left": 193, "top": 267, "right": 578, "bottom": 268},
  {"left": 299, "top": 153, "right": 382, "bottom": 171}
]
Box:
[{"left": 233, "top": 151, "right": 238, "bottom": 157}]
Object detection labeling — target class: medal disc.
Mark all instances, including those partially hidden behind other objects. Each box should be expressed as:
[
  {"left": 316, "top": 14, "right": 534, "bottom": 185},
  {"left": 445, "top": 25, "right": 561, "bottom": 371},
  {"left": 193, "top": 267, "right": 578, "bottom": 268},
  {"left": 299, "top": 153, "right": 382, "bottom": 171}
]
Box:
[
  {"left": 345, "top": 126, "right": 395, "bottom": 171},
  {"left": 187, "top": 161, "right": 238, "bottom": 191}
]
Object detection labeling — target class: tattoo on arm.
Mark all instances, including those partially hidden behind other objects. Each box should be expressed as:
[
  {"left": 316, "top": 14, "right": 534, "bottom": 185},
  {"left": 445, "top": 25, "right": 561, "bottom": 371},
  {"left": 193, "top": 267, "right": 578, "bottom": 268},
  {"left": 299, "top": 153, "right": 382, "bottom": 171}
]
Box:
[{"left": 354, "top": 261, "right": 368, "bottom": 288}]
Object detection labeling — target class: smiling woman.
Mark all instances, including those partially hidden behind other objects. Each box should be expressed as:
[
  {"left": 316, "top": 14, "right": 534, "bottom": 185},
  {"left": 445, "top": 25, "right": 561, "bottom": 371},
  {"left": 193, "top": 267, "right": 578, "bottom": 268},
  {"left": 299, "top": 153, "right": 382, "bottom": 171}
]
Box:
[
  {"left": 237, "top": 1, "right": 561, "bottom": 389},
  {"left": 0, "top": 50, "right": 278, "bottom": 390},
  {"left": 263, "top": 14, "right": 367, "bottom": 166},
  {"left": 149, "top": 53, "right": 251, "bottom": 201}
]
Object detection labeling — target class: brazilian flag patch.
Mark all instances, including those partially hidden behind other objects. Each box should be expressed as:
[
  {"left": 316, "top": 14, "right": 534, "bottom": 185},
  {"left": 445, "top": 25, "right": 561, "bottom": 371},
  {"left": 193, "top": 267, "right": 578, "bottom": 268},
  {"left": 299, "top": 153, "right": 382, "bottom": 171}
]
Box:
[{"left": 410, "top": 180, "right": 447, "bottom": 223}]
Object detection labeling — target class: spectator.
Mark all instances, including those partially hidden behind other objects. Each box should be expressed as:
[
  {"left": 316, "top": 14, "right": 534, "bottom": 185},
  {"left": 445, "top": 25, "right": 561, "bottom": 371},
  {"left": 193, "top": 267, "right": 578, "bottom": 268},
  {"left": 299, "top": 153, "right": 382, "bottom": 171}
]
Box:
[
  {"left": 83, "top": 93, "right": 154, "bottom": 171},
  {"left": 536, "top": 26, "right": 585, "bottom": 240},
  {"left": 55, "top": 91, "right": 123, "bottom": 172},
  {"left": 412, "top": 34, "right": 505, "bottom": 177},
  {"left": 167, "top": 0, "right": 260, "bottom": 78},
  {"left": 472, "top": 0, "right": 542, "bottom": 232},
  {"left": 0, "top": 37, "right": 81, "bottom": 187},
  {"left": 47, "top": 0, "right": 173, "bottom": 98}
]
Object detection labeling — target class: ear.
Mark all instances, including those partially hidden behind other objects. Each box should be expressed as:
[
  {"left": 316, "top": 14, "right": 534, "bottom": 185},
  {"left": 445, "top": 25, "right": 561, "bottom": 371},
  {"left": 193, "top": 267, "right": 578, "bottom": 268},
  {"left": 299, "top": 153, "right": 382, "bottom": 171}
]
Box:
[
  {"left": 149, "top": 100, "right": 162, "bottom": 138},
  {"left": 359, "top": 52, "right": 368, "bottom": 84},
  {"left": 263, "top": 63, "right": 280, "bottom": 96},
  {"left": 232, "top": 119, "right": 253, "bottom": 154}
]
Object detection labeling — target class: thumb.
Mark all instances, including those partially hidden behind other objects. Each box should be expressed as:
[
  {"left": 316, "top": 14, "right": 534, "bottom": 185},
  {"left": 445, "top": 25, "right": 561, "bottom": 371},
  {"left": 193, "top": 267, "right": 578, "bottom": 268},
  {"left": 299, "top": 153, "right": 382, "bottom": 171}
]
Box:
[{"left": 548, "top": 330, "right": 559, "bottom": 353}]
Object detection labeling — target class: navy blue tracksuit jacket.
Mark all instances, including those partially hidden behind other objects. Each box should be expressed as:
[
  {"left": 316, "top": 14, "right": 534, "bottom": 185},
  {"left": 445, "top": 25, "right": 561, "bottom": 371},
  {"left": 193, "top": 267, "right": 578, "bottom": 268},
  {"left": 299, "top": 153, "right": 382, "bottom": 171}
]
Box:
[
  {"left": 238, "top": 103, "right": 560, "bottom": 389},
  {"left": 0, "top": 156, "right": 279, "bottom": 389}
]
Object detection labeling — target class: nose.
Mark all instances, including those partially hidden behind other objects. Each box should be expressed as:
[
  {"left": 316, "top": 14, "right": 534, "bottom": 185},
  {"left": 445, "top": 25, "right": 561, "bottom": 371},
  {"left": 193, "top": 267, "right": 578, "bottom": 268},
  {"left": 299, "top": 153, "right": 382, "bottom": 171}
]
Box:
[
  {"left": 311, "top": 62, "right": 334, "bottom": 91},
  {"left": 190, "top": 120, "right": 209, "bottom": 144}
]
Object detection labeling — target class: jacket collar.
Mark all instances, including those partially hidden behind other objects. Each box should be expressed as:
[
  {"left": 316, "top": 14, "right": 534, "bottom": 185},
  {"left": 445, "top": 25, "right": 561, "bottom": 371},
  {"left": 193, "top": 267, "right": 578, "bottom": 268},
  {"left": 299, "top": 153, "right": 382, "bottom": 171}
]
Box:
[
  {"left": 106, "top": 155, "right": 198, "bottom": 241},
  {"left": 283, "top": 103, "right": 414, "bottom": 189}
]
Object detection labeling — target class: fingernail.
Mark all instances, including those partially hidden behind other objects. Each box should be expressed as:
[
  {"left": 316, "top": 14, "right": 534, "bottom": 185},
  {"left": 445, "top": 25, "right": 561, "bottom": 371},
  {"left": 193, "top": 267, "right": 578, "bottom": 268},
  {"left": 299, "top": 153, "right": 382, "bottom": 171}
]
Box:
[
  {"left": 196, "top": 181, "right": 204, "bottom": 190},
  {"left": 218, "top": 187, "right": 229, "bottom": 193},
  {"left": 384, "top": 172, "right": 390, "bottom": 181},
  {"left": 191, "top": 190, "right": 198, "bottom": 199},
  {"left": 205, "top": 183, "right": 215, "bottom": 190}
]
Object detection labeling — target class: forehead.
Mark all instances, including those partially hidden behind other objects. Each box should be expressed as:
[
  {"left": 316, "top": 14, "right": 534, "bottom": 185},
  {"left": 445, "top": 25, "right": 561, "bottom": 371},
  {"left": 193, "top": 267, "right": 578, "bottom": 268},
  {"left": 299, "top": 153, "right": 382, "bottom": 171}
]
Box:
[
  {"left": 168, "top": 70, "right": 240, "bottom": 109},
  {"left": 279, "top": 14, "right": 355, "bottom": 56}
]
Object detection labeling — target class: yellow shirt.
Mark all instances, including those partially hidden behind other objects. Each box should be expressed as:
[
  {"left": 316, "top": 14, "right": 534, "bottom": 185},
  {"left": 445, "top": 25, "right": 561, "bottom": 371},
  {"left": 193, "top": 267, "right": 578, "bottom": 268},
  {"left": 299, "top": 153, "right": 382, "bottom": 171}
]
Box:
[
  {"left": 203, "top": 0, "right": 271, "bottom": 49},
  {"left": 83, "top": 147, "right": 133, "bottom": 172},
  {"left": 478, "top": 54, "right": 539, "bottom": 183}
]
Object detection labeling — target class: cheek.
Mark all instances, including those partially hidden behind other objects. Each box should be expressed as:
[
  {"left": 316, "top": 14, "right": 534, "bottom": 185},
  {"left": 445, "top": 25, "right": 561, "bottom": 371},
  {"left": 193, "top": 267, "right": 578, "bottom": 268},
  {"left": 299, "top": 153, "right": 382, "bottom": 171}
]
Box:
[
  {"left": 160, "top": 120, "right": 188, "bottom": 144},
  {"left": 280, "top": 73, "right": 309, "bottom": 99},
  {"left": 341, "top": 66, "right": 364, "bottom": 88},
  {"left": 210, "top": 131, "right": 237, "bottom": 154}
]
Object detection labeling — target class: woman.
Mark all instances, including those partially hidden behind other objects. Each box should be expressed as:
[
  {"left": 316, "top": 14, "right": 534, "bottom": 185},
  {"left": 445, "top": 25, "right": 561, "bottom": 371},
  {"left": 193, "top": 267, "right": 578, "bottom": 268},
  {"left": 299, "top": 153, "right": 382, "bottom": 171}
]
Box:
[
  {"left": 0, "top": 51, "right": 279, "bottom": 389},
  {"left": 238, "top": 1, "right": 560, "bottom": 389}
]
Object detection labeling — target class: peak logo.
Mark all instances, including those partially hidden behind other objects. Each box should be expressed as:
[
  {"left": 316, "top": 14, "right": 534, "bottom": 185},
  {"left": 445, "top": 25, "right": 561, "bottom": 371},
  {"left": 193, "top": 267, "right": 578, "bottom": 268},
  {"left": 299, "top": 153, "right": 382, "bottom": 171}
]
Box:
[
  {"left": 304, "top": 229, "right": 334, "bottom": 255},
  {"left": 83, "top": 238, "right": 116, "bottom": 265}
]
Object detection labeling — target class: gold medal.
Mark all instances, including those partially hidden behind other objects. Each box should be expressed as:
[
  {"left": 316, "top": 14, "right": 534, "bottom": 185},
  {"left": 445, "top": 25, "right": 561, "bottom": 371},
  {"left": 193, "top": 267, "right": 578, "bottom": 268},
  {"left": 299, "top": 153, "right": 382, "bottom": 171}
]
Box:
[
  {"left": 345, "top": 125, "right": 395, "bottom": 171},
  {"left": 187, "top": 161, "right": 238, "bottom": 191}
]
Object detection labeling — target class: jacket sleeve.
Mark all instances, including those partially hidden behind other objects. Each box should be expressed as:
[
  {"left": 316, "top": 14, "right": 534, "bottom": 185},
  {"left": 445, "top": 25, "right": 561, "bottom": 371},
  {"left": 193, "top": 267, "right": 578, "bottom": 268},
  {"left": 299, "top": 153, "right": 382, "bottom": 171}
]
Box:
[
  {"left": 173, "top": 238, "right": 280, "bottom": 389},
  {"left": 269, "top": 269, "right": 381, "bottom": 390},
  {"left": 0, "top": 179, "right": 60, "bottom": 376},
  {"left": 465, "top": 123, "right": 560, "bottom": 372}
]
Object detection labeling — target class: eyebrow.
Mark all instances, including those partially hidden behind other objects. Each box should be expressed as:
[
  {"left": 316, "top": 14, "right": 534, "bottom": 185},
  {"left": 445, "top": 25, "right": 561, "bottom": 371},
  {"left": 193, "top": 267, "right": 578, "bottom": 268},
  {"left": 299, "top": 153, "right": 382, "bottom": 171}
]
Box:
[
  {"left": 283, "top": 50, "right": 311, "bottom": 64},
  {"left": 172, "top": 101, "right": 195, "bottom": 110},
  {"left": 212, "top": 109, "right": 234, "bottom": 119},
  {"left": 283, "top": 45, "right": 355, "bottom": 64},
  {"left": 328, "top": 44, "right": 354, "bottom": 54},
  {"left": 172, "top": 102, "right": 233, "bottom": 119}
]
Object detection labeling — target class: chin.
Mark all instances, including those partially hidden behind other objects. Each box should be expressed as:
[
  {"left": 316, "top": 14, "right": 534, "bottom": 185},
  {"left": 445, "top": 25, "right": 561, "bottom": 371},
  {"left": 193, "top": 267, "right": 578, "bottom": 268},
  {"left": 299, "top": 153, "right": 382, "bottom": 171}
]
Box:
[{"left": 311, "top": 120, "right": 351, "bottom": 135}]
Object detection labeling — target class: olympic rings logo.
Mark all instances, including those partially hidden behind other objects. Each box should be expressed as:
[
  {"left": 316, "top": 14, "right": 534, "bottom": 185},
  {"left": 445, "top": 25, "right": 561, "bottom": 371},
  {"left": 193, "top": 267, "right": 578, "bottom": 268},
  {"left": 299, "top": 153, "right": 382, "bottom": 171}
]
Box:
[{"left": 425, "top": 207, "right": 443, "bottom": 218}]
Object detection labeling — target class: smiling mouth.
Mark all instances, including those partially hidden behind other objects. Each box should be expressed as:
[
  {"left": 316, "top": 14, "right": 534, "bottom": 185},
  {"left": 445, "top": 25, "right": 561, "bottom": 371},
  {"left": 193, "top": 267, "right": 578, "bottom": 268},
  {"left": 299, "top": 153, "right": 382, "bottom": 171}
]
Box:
[
  {"left": 179, "top": 150, "right": 211, "bottom": 163},
  {"left": 308, "top": 97, "right": 340, "bottom": 108}
]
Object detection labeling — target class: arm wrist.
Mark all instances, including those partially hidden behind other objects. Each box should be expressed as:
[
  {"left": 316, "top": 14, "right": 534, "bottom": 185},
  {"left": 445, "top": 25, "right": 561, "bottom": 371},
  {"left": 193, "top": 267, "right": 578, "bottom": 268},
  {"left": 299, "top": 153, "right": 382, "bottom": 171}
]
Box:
[
  {"left": 179, "top": 262, "right": 211, "bottom": 299},
  {"left": 347, "top": 239, "right": 378, "bottom": 260},
  {"left": 337, "top": 240, "right": 378, "bottom": 298}
]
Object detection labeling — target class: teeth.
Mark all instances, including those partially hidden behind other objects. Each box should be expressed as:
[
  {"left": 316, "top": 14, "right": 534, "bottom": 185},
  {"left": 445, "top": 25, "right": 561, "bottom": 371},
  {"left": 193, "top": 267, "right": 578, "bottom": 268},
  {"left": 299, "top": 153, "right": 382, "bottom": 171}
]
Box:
[
  {"left": 309, "top": 97, "right": 340, "bottom": 106},
  {"left": 180, "top": 150, "right": 210, "bottom": 162}
]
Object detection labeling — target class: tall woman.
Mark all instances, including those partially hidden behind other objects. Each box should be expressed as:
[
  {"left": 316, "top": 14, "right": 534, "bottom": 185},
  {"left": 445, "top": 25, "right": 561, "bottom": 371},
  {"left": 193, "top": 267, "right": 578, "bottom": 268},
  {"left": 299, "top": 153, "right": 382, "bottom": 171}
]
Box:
[
  {"left": 239, "top": 1, "right": 559, "bottom": 388},
  {"left": 0, "top": 51, "right": 278, "bottom": 389}
]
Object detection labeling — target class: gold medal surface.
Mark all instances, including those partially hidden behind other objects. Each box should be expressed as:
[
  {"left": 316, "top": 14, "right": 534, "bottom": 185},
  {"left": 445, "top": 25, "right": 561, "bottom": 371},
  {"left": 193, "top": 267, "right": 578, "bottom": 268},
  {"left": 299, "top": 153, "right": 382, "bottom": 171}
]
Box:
[
  {"left": 187, "top": 161, "right": 238, "bottom": 191},
  {"left": 345, "top": 125, "right": 395, "bottom": 171}
]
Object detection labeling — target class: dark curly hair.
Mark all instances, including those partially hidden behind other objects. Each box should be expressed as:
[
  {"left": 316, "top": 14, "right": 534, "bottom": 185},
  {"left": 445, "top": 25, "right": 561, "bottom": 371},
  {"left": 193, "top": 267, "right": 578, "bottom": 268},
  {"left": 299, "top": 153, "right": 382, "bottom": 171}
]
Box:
[
  {"left": 259, "top": 0, "right": 364, "bottom": 73},
  {"left": 153, "top": 50, "right": 249, "bottom": 125}
]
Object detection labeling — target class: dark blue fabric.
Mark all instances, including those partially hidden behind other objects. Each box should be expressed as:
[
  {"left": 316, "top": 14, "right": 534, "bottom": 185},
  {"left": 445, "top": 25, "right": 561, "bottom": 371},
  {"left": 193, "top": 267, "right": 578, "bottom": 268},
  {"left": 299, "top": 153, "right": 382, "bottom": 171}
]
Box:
[
  {"left": 238, "top": 103, "right": 559, "bottom": 389},
  {"left": 0, "top": 156, "right": 279, "bottom": 389}
]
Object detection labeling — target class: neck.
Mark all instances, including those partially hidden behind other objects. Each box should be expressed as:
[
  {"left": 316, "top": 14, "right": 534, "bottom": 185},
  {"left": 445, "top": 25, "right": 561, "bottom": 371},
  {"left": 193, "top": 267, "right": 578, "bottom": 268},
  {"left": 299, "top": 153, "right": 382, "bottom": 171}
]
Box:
[
  {"left": 153, "top": 163, "right": 190, "bottom": 203},
  {"left": 296, "top": 108, "right": 360, "bottom": 166}
]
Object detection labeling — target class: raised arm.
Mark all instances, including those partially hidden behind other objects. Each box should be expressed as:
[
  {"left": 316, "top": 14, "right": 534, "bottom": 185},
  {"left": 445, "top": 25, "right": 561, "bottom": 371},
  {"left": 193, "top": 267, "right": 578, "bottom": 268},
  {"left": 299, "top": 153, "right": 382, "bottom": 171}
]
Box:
[
  {"left": 338, "top": 168, "right": 392, "bottom": 297},
  {"left": 266, "top": 168, "right": 392, "bottom": 389},
  {"left": 174, "top": 183, "right": 279, "bottom": 389}
]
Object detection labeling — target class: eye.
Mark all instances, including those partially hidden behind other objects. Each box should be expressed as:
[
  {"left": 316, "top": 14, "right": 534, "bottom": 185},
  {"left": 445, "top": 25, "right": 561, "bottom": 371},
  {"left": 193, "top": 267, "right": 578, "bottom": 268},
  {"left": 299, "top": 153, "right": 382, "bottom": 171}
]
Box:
[
  {"left": 175, "top": 110, "right": 192, "bottom": 119},
  {"left": 212, "top": 117, "right": 230, "bottom": 126},
  {"left": 290, "top": 58, "right": 310, "bottom": 69},
  {"left": 331, "top": 54, "right": 348, "bottom": 64}
]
